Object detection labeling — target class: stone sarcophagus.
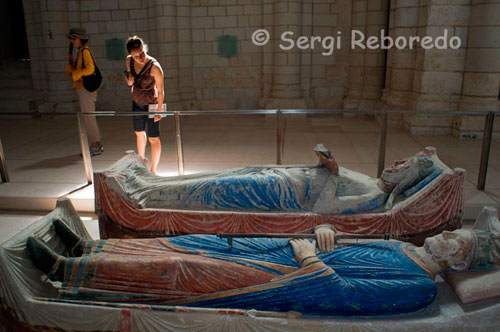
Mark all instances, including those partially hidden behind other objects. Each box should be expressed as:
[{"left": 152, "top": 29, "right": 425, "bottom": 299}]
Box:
[{"left": 94, "top": 147, "right": 464, "bottom": 245}]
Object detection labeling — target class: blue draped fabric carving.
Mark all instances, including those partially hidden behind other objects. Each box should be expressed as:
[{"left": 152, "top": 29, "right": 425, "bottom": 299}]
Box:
[{"left": 167, "top": 236, "right": 437, "bottom": 316}]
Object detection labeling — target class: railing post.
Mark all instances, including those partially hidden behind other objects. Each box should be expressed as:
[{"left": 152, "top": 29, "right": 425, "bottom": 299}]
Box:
[
  {"left": 77, "top": 113, "right": 93, "bottom": 184},
  {"left": 277, "top": 109, "right": 286, "bottom": 165},
  {"left": 377, "top": 112, "right": 388, "bottom": 178},
  {"left": 174, "top": 111, "right": 185, "bottom": 175},
  {"left": 0, "top": 138, "right": 9, "bottom": 182},
  {"left": 477, "top": 112, "right": 495, "bottom": 190}
]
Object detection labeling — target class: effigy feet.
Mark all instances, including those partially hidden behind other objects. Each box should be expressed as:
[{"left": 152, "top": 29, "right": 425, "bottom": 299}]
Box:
[
  {"left": 314, "top": 144, "right": 339, "bottom": 175},
  {"left": 53, "top": 219, "right": 84, "bottom": 257},
  {"left": 25, "top": 236, "right": 65, "bottom": 281}
]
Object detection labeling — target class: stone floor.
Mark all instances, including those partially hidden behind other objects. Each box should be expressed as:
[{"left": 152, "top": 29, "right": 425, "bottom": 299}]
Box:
[{"left": 0, "top": 113, "right": 499, "bottom": 242}]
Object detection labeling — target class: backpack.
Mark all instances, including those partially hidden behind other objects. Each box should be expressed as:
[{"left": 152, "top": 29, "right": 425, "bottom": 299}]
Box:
[{"left": 81, "top": 48, "right": 102, "bottom": 92}]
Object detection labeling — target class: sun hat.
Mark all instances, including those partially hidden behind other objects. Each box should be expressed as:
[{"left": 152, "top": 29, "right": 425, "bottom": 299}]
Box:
[{"left": 67, "top": 27, "right": 89, "bottom": 40}]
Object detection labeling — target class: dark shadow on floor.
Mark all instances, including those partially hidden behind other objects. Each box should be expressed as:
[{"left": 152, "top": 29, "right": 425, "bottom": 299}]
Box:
[{"left": 18, "top": 154, "right": 84, "bottom": 170}]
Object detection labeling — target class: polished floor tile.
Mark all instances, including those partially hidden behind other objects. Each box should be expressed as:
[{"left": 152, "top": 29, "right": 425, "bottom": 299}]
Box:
[{"left": 0, "top": 114, "right": 498, "bottom": 217}]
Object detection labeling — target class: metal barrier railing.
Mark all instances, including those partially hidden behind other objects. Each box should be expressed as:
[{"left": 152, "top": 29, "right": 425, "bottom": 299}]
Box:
[
  {"left": 377, "top": 112, "right": 388, "bottom": 178},
  {"left": 174, "top": 112, "right": 185, "bottom": 175},
  {"left": 0, "top": 138, "right": 9, "bottom": 183},
  {"left": 478, "top": 112, "right": 495, "bottom": 190},
  {"left": 77, "top": 113, "right": 93, "bottom": 184},
  {"left": 0, "top": 109, "right": 497, "bottom": 191}
]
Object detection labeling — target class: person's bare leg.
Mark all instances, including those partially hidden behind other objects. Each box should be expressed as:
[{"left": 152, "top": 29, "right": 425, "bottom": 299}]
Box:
[
  {"left": 149, "top": 137, "right": 161, "bottom": 174},
  {"left": 135, "top": 131, "right": 147, "bottom": 160}
]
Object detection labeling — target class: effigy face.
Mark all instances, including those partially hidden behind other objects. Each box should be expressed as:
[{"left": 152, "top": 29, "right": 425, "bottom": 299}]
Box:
[
  {"left": 380, "top": 156, "right": 435, "bottom": 208},
  {"left": 379, "top": 157, "right": 414, "bottom": 192},
  {"left": 423, "top": 229, "right": 475, "bottom": 271}
]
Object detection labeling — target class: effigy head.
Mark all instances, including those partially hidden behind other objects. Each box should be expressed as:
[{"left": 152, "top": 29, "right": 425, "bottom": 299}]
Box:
[
  {"left": 424, "top": 229, "right": 475, "bottom": 271},
  {"left": 379, "top": 156, "right": 434, "bottom": 193},
  {"left": 379, "top": 158, "right": 411, "bottom": 192}
]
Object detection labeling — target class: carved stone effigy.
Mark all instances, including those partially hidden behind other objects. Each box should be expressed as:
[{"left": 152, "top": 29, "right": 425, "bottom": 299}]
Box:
[
  {"left": 95, "top": 147, "right": 464, "bottom": 244},
  {"left": 0, "top": 199, "right": 499, "bottom": 331}
]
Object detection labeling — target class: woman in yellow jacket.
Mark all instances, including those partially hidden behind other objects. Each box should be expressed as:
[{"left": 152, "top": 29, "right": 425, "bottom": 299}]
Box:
[{"left": 66, "top": 27, "right": 103, "bottom": 156}]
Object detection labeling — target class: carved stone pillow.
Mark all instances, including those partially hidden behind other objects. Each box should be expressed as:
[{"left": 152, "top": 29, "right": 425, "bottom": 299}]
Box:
[{"left": 444, "top": 269, "right": 500, "bottom": 304}]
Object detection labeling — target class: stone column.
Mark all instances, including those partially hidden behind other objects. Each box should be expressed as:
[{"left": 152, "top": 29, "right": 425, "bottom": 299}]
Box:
[
  {"left": 379, "top": 0, "right": 419, "bottom": 111},
  {"left": 263, "top": 0, "right": 306, "bottom": 109},
  {"left": 343, "top": 0, "right": 388, "bottom": 111},
  {"left": 455, "top": 0, "right": 500, "bottom": 137},
  {"left": 404, "top": 0, "right": 470, "bottom": 134}
]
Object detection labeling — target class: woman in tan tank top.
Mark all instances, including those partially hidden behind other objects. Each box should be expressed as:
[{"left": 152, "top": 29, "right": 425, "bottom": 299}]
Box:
[{"left": 124, "top": 36, "right": 164, "bottom": 174}]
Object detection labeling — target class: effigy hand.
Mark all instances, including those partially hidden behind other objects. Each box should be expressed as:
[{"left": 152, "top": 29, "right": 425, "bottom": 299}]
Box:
[
  {"left": 314, "top": 225, "right": 335, "bottom": 252},
  {"left": 290, "top": 239, "right": 317, "bottom": 263}
]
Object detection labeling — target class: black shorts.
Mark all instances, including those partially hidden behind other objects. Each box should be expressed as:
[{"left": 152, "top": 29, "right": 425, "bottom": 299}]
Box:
[{"left": 132, "top": 101, "right": 160, "bottom": 138}]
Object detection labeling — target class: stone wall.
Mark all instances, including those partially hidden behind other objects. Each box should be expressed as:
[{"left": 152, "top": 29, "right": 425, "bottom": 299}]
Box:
[
  {"left": 19, "top": 0, "right": 500, "bottom": 136},
  {"left": 22, "top": 0, "right": 352, "bottom": 112},
  {"left": 454, "top": 0, "right": 500, "bottom": 137},
  {"left": 380, "top": 0, "right": 500, "bottom": 136}
]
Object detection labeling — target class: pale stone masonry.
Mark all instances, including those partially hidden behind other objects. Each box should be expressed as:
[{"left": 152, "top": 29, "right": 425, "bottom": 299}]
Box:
[
  {"left": 379, "top": 0, "right": 500, "bottom": 136},
  {"left": 343, "top": 0, "right": 387, "bottom": 111},
  {"left": 20, "top": 0, "right": 500, "bottom": 136}
]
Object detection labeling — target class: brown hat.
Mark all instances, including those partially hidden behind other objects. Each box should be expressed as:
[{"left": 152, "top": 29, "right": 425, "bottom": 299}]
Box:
[{"left": 67, "top": 27, "right": 88, "bottom": 40}]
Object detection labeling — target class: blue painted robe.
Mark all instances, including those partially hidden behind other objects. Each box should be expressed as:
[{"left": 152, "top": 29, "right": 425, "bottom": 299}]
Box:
[
  {"left": 62, "top": 236, "right": 437, "bottom": 316},
  {"left": 124, "top": 165, "right": 389, "bottom": 214},
  {"left": 168, "top": 236, "right": 437, "bottom": 316},
  {"left": 124, "top": 166, "right": 308, "bottom": 212}
]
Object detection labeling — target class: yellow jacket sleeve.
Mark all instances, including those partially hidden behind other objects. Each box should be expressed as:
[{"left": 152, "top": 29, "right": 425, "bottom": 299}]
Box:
[
  {"left": 65, "top": 64, "right": 73, "bottom": 73},
  {"left": 72, "top": 49, "right": 95, "bottom": 82}
]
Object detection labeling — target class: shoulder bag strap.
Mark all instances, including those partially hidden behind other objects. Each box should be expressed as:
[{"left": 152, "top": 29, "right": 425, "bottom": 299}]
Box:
[
  {"left": 84, "top": 48, "right": 97, "bottom": 66},
  {"left": 136, "top": 59, "right": 153, "bottom": 78},
  {"left": 81, "top": 48, "right": 98, "bottom": 73},
  {"left": 80, "top": 49, "right": 85, "bottom": 69}
]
